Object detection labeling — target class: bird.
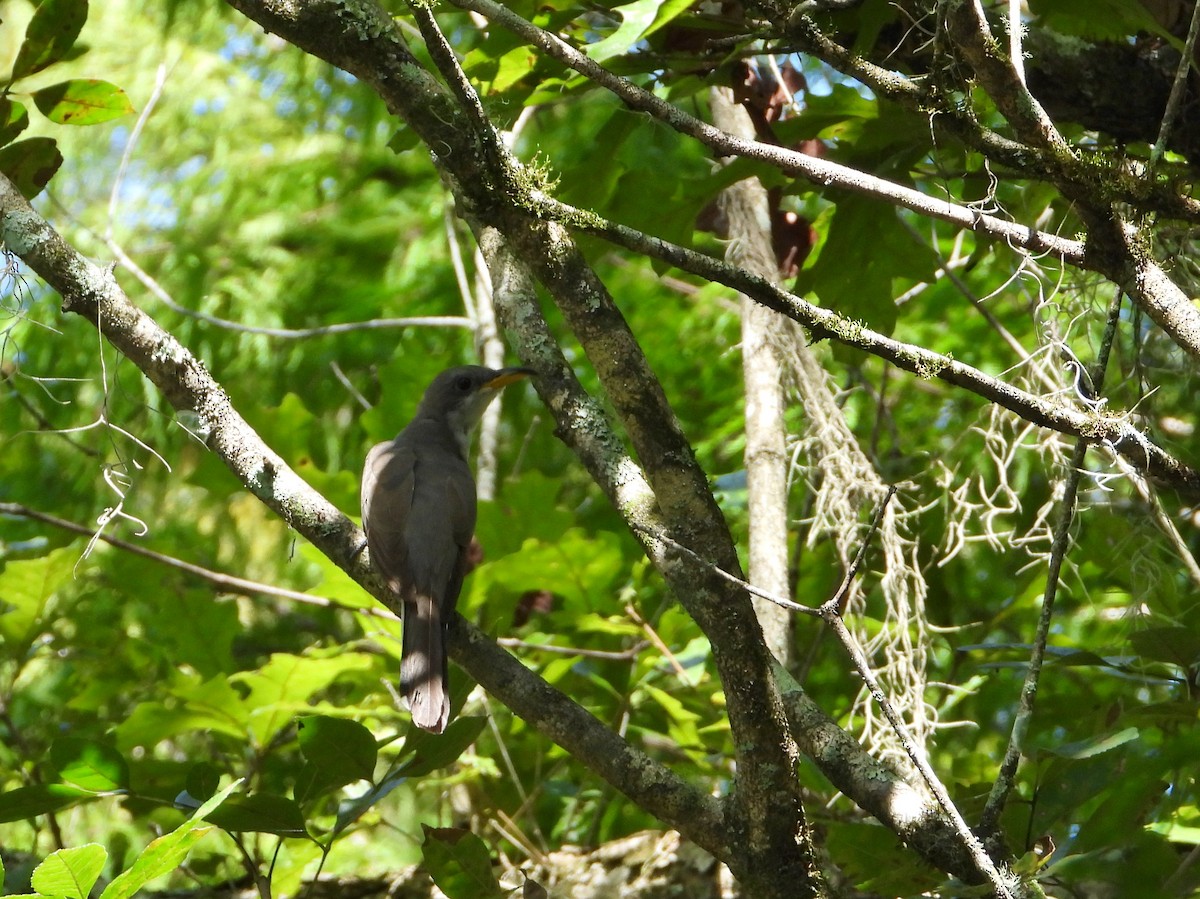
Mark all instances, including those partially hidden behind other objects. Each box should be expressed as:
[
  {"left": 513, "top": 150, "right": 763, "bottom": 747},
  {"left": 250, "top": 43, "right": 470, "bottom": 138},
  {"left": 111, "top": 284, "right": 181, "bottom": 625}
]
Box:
[{"left": 361, "top": 365, "right": 535, "bottom": 733}]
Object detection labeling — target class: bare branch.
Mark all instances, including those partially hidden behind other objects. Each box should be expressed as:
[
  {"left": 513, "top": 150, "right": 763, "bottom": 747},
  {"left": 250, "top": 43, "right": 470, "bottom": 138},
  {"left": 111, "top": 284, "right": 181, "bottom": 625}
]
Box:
[
  {"left": 520, "top": 189, "right": 1200, "bottom": 497},
  {"left": 450, "top": 0, "right": 1085, "bottom": 264}
]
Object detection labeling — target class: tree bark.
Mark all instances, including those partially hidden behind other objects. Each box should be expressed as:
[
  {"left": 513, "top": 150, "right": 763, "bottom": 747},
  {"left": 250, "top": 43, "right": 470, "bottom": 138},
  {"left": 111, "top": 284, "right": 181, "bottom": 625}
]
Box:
[{"left": 709, "top": 86, "right": 795, "bottom": 667}]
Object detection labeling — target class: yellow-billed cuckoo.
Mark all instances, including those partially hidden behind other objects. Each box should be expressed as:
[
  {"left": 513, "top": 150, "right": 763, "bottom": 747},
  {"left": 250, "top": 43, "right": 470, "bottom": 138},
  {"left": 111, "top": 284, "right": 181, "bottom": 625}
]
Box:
[{"left": 361, "top": 365, "right": 534, "bottom": 733}]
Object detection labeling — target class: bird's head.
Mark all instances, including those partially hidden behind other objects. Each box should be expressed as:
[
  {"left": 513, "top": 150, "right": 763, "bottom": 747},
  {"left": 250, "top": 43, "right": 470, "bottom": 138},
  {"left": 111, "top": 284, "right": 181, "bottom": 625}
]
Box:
[{"left": 419, "top": 365, "right": 535, "bottom": 450}]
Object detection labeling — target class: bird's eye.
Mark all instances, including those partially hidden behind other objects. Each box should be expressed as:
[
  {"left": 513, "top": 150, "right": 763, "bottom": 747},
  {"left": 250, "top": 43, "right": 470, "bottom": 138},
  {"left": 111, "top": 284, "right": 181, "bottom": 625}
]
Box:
[{"left": 455, "top": 376, "right": 472, "bottom": 391}]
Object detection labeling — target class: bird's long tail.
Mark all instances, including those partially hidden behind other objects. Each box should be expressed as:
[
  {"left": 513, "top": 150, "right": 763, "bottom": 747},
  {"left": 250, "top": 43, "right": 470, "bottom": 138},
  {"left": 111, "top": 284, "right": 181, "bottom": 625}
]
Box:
[{"left": 400, "top": 594, "right": 451, "bottom": 733}]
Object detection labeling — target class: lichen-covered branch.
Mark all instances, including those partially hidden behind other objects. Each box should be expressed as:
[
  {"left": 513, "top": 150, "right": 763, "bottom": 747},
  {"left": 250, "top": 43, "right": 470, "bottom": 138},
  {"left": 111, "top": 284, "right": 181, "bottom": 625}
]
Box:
[
  {"left": 448, "top": 0, "right": 1087, "bottom": 261},
  {"left": 941, "top": 0, "right": 1200, "bottom": 361},
  {"left": 517, "top": 189, "right": 1200, "bottom": 498},
  {"left": 218, "top": 3, "right": 828, "bottom": 894},
  {"left": 0, "top": 170, "right": 729, "bottom": 865}
]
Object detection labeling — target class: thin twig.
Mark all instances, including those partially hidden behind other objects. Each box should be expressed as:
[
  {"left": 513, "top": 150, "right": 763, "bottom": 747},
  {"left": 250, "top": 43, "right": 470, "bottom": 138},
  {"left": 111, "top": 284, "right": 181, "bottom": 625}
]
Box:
[
  {"left": 329, "top": 360, "right": 371, "bottom": 411},
  {"left": 1151, "top": 0, "right": 1200, "bottom": 166},
  {"left": 0, "top": 501, "right": 400, "bottom": 623},
  {"left": 625, "top": 603, "right": 688, "bottom": 677},
  {"left": 107, "top": 243, "right": 471, "bottom": 337},
  {"left": 496, "top": 637, "right": 648, "bottom": 661},
  {"left": 816, "top": 488, "right": 1017, "bottom": 899},
  {"left": 447, "top": 0, "right": 1087, "bottom": 264},
  {"left": 821, "top": 485, "right": 897, "bottom": 614},
  {"left": 979, "top": 288, "right": 1125, "bottom": 837},
  {"left": 107, "top": 63, "right": 172, "bottom": 242},
  {"left": 631, "top": 521, "right": 819, "bottom": 615}
]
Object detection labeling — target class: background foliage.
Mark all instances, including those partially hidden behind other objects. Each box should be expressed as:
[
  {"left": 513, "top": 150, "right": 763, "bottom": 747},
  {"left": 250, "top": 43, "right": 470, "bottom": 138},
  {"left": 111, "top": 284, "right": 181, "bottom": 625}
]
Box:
[{"left": 2, "top": 0, "right": 1200, "bottom": 896}]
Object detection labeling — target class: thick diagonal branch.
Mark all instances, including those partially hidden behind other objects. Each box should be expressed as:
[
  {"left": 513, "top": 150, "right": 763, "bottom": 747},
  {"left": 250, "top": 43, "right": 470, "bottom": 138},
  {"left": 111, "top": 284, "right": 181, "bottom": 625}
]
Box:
[
  {"left": 207, "top": 2, "right": 814, "bottom": 894},
  {"left": 0, "top": 171, "right": 728, "bottom": 864}
]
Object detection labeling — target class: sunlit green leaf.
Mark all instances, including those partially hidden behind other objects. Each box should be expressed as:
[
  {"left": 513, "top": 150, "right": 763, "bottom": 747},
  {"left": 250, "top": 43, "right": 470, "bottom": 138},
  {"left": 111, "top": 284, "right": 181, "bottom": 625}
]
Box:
[
  {"left": 101, "top": 780, "right": 240, "bottom": 899},
  {"left": 584, "top": 0, "right": 696, "bottom": 62},
  {"left": 32, "top": 80, "right": 135, "bottom": 125},
  {"left": 232, "top": 651, "right": 376, "bottom": 747},
  {"left": 30, "top": 844, "right": 106, "bottom": 899},
  {"left": 0, "top": 546, "right": 74, "bottom": 652}
]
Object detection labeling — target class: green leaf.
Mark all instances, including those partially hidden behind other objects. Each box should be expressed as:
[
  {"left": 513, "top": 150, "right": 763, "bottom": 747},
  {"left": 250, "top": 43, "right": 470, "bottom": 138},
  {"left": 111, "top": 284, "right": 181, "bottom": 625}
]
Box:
[
  {"left": 100, "top": 780, "right": 240, "bottom": 899},
  {"left": 297, "top": 715, "right": 377, "bottom": 787},
  {"left": 475, "top": 471, "right": 574, "bottom": 554},
  {"left": 421, "top": 826, "right": 505, "bottom": 899},
  {"left": 825, "top": 821, "right": 934, "bottom": 896},
  {"left": 204, "top": 793, "right": 309, "bottom": 836},
  {"left": 0, "top": 98, "right": 30, "bottom": 148},
  {"left": 584, "top": 0, "right": 696, "bottom": 62},
  {"left": 114, "top": 673, "right": 249, "bottom": 752},
  {"left": 50, "top": 737, "right": 129, "bottom": 792},
  {"left": 1130, "top": 626, "right": 1200, "bottom": 669},
  {"left": 30, "top": 844, "right": 107, "bottom": 899},
  {"left": 466, "top": 529, "right": 626, "bottom": 618},
  {"left": 795, "top": 196, "right": 938, "bottom": 336},
  {"left": 0, "top": 546, "right": 75, "bottom": 653},
  {"left": 397, "top": 716, "right": 487, "bottom": 778},
  {"left": 231, "top": 651, "right": 376, "bottom": 746},
  {"left": 1029, "top": 0, "right": 1169, "bottom": 41},
  {"left": 331, "top": 773, "right": 406, "bottom": 837},
  {"left": 387, "top": 126, "right": 420, "bottom": 154},
  {"left": 185, "top": 763, "right": 222, "bottom": 802},
  {"left": 640, "top": 683, "right": 702, "bottom": 749},
  {"left": 12, "top": 0, "right": 88, "bottom": 79},
  {"left": 32, "top": 80, "right": 135, "bottom": 126},
  {"left": 0, "top": 136, "right": 62, "bottom": 199},
  {"left": 1047, "top": 727, "right": 1140, "bottom": 760},
  {"left": 0, "top": 784, "right": 92, "bottom": 823}
]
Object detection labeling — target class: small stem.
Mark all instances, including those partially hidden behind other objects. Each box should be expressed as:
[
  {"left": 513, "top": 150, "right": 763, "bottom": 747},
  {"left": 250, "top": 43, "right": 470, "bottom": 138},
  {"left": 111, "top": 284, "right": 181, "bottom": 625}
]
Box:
[{"left": 979, "top": 289, "right": 1124, "bottom": 836}]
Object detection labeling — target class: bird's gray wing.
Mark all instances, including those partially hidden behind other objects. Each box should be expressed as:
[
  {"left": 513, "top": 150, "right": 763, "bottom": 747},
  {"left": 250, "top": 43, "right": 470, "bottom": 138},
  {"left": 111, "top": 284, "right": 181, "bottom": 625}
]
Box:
[
  {"left": 395, "top": 452, "right": 474, "bottom": 734},
  {"left": 441, "top": 462, "right": 477, "bottom": 614},
  {"left": 361, "top": 440, "right": 416, "bottom": 596}
]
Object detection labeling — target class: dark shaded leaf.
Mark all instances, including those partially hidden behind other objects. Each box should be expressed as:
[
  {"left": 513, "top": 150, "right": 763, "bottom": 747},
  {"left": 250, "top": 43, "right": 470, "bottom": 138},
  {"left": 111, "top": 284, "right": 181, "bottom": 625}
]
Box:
[
  {"left": 297, "top": 715, "right": 377, "bottom": 785},
  {"left": 1130, "top": 626, "right": 1200, "bottom": 669},
  {"left": 1046, "top": 727, "right": 1140, "bottom": 760},
  {"left": 185, "top": 763, "right": 222, "bottom": 802},
  {"left": 0, "top": 98, "right": 30, "bottom": 148},
  {"left": 0, "top": 784, "right": 92, "bottom": 823},
  {"left": 12, "top": 0, "right": 88, "bottom": 79},
  {"left": 0, "top": 136, "right": 62, "bottom": 198},
  {"left": 421, "top": 826, "right": 505, "bottom": 899},
  {"left": 204, "top": 794, "right": 308, "bottom": 836},
  {"left": 397, "top": 715, "right": 487, "bottom": 778}
]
